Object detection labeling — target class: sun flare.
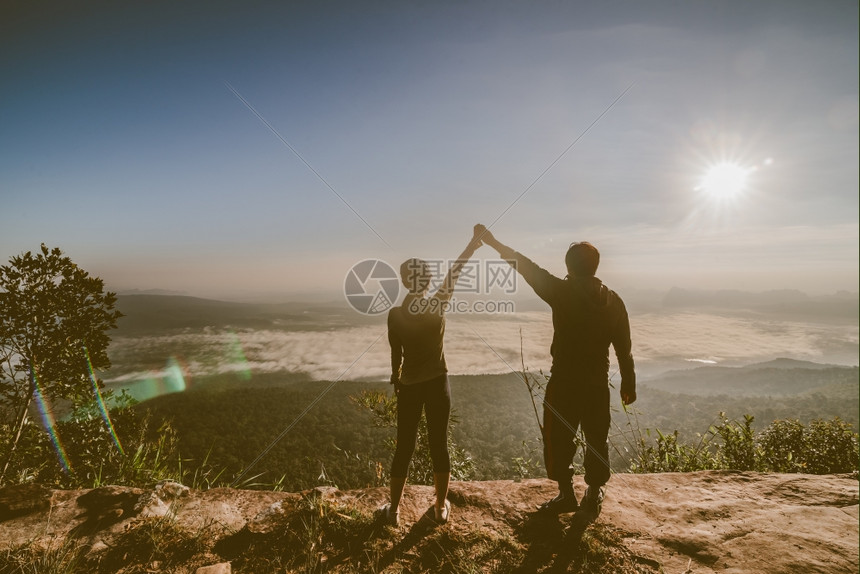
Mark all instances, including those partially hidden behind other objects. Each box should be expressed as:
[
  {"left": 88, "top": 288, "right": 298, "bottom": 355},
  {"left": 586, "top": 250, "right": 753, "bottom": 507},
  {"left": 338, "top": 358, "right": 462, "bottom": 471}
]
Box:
[{"left": 697, "top": 162, "right": 751, "bottom": 200}]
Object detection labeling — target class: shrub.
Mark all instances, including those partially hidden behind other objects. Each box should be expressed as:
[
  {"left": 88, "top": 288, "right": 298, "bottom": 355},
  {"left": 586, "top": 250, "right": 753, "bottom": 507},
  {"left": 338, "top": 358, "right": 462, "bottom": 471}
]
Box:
[
  {"left": 631, "top": 414, "right": 859, "bottom": 475},
  {"left": 801, "top": 418, "right": 859, "bottom": 474},
  {"left": 712, "top": 414, "right": 757, "bottom": 471},
  {"left": 629, "top": 428, "right": 717, "bottom": 473},
  {"left": 757, "top": 419, "right": 806, "bottom": 472},
  {"left": 1, "top": 398, "right": 182, "bottom": 489}
]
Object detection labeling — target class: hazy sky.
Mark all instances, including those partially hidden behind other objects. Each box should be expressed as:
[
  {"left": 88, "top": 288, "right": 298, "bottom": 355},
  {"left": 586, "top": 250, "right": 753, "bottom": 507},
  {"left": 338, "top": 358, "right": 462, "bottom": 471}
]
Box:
[{"left": 2, "top": 0, "right": 857, "bottom": 299}]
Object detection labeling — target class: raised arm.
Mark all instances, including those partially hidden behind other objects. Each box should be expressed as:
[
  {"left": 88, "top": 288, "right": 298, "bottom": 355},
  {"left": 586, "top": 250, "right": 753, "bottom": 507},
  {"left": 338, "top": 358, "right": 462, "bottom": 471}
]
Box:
[
  {"left": 475, "top": 224, "right": 561, "bottom": 304},
  {"left": 434, "top": 226, "right": 484, "bottom": 303},
  {"left": 475, "top": 224, "right": 515, "bottom": 262}
]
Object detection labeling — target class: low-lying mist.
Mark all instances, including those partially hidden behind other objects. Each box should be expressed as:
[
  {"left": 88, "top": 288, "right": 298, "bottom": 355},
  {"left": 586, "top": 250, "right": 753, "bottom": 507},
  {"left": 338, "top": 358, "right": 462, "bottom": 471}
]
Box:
[{"left": 105, "top": 298, "right": 858, "bottom": 394}]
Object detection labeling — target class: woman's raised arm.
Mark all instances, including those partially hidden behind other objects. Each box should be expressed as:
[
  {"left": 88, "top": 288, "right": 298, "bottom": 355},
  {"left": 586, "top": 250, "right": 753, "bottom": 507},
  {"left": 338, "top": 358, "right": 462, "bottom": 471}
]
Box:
[{"left": 435, "top": 225, "right": 484, "bottom": 303}]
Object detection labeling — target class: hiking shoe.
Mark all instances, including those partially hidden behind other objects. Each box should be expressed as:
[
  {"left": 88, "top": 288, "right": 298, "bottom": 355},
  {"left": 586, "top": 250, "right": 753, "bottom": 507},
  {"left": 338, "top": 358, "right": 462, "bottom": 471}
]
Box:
[
  {"left": 377, "top": 503, "right": 400, "bottom": 526},
  {"left": 582, "top": 487, "right": 604, "bottom": 517},
  {"left": 435, "top": 499, "right": 451, "bottom": 524},
  {"left": 537, "top": 492, "right": 578, "bottom": 514}
]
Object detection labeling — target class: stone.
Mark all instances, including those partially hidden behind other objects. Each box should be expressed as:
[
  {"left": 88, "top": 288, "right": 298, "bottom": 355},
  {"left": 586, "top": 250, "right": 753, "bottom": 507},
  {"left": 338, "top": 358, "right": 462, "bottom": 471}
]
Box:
[
  {"left": 134, "top": 481, "right": 189, "bottom": 518},
  {"left": 0, "top": 483, "right": 51, "bottom": 521},
  {"left": 75, "top": 486, "right": 144, "bottom": 532},
  {"left": 195, "top": 562, "right": 232, "bottom": 574},
  {"left": 154, "top": 480, "right": 190, "bottom": 501},
  {"left": 76, "top": 486, "right": 142, "bottom": 513},
  {"left": 310, "top": 485, "right": 339, "bottom": 500},
  {"left": 247, "top": 500, "right": 286, "bottom": 534}
]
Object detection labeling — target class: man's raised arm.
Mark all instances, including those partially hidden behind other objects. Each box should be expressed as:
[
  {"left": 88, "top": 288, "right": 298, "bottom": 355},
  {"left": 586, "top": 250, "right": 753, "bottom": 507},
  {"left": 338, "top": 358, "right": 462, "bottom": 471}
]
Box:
[{"left": 475, "top": 224, "right": 560, "bottom": 303}]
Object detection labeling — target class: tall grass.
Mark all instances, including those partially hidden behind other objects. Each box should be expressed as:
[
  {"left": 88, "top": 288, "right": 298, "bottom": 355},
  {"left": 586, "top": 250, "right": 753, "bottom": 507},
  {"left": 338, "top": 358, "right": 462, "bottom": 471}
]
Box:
[{"left": 0, "top": 538, "right": 86, "bottom": 574}]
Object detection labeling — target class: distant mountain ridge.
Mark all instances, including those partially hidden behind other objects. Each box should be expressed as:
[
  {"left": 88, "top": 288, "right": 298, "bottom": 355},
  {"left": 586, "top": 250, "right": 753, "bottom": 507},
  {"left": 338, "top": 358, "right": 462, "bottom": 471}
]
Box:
[
  {"left": 751, "top": 357, "right": 843, "bottom": 370},
  {"left": 114, "top": 294, "right": 362, "bottom": 335},
  {"left": 642, "top": 359, "right": 859, "bottom": 397},
  {"left": 116, "top": 288, "right": 189, "bottom": 296},
  {"left": 662, "top": 287, "right": 859, "bottom": 322},
  {"left": 114, "top": 288, "right": 860, "bottom": 331}
]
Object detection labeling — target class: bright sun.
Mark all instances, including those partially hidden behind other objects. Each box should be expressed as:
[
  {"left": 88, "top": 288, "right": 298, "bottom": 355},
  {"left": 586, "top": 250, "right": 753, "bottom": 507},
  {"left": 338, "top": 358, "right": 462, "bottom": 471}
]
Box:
[{"left": 697, "top": 162, "right": 750, "bottom": 200}]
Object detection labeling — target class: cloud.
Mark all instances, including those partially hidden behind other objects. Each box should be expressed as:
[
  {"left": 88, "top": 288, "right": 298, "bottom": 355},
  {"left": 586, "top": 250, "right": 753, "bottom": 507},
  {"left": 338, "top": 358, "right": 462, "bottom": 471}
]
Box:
[{"left": 105, "top": 310, "right": 858, "bottom": 388}]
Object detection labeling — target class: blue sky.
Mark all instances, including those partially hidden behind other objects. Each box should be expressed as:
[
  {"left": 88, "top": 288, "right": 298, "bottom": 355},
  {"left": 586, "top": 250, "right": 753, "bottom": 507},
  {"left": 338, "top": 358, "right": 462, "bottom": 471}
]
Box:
[{"left": 2, "top": 0, "right": 857, "bottom": 298}]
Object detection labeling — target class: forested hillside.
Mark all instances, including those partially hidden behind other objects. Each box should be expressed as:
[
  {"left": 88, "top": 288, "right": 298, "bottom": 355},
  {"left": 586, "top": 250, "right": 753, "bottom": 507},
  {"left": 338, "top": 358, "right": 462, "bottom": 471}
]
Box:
[{"left": 137, "top": 362, "right": 859, "bottom": 491}]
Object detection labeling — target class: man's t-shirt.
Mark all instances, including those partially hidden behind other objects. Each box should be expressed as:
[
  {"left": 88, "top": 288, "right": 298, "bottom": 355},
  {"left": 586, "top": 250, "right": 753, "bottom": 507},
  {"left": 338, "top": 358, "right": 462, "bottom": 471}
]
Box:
[{"left": 498, "top": 246, "right": 635, "bottom": 388}]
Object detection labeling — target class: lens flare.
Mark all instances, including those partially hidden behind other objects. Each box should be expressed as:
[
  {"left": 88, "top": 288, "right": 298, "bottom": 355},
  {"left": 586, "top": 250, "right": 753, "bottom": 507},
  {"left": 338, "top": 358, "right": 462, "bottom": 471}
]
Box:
[
  {"left": 31, "top": 365, "right": 72, "bottom": 474},
  {"left": 163, "top": 357, "right": 188, "bottom": 393},
  {"left": 227, "top": 331, "right": 252, "bottom": 381},
  {"left": 83, "top": 346, "right": 124, "bottom": 455},
  {"left": 125, "top": 357, "right": 189, "bottom": 402}
]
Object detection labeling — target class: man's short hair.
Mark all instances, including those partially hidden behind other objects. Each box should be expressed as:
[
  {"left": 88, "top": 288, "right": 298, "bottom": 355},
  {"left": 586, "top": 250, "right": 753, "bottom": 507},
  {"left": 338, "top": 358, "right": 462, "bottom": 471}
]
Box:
[
  {"left": 400, "top": 258, "right": 432, "bottom": 292},
  {"left": 565, "top": 242, "right": 600, "bottom": 277}
]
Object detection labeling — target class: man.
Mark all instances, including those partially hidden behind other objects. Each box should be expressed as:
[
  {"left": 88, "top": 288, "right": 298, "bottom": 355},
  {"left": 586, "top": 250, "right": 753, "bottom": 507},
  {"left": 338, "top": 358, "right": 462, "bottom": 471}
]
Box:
[{"left": 476, "top": 225, "right": 636, "bottom": 516}]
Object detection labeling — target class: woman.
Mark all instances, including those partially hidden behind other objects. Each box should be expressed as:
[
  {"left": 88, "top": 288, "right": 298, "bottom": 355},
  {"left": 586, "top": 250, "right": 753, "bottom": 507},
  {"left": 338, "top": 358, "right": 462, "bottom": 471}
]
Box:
[{"left": 379, "top": 226, "right": 482, "bottom": 525}]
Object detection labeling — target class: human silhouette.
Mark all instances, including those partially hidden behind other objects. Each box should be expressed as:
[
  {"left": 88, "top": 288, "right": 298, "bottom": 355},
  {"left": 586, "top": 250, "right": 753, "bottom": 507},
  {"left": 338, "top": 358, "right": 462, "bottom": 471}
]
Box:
[
  {"left": 378, "top": 226, "right": 483, "bottom": 526},
  {"left": 476, "top": 224, "right": 636, "bottom": 516}
]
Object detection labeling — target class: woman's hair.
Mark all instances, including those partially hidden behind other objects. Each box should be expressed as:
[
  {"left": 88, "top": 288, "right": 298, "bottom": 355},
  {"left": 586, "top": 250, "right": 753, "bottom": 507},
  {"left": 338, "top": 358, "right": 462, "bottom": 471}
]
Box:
[
  {"left": 400, "top": 258, "right": 432, "bottom": 293},
  {"left": 565, "top": 242, "right": 600, "bottom": 277}
]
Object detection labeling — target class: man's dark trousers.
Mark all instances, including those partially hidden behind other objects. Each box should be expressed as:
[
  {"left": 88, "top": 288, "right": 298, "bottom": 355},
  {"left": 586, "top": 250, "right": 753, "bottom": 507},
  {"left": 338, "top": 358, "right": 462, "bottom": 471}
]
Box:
[{"left": 542, "top": 377, "right": 611, "bottom": 487}]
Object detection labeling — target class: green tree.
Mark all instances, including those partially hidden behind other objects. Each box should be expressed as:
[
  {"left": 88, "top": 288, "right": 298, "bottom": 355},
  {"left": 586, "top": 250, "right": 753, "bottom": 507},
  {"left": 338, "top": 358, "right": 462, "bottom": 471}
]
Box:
[{"left": 0, "top": 244, "right": 123, "bottom": 483}]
